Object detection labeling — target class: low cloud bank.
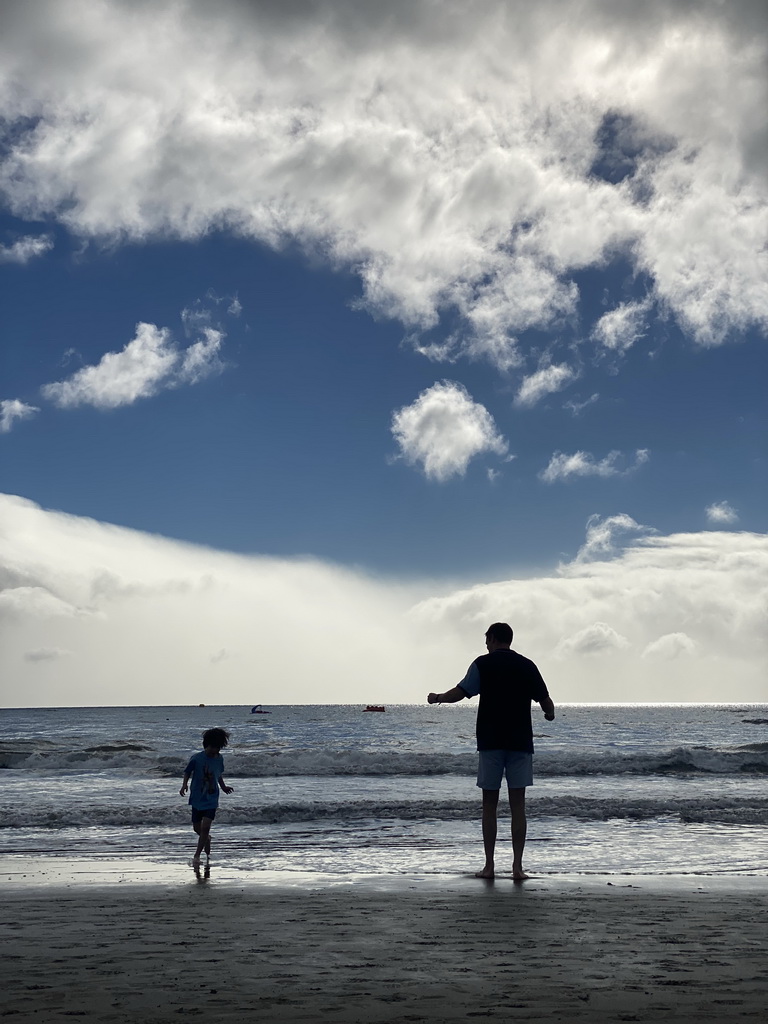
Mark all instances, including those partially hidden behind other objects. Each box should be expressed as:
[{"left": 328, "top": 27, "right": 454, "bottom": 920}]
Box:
[
  {"left": 413, "top": 524, "right": 768, "bottom": 701},
  {"left": 0, "top": 495, "right": 765, "bottom": 705}
]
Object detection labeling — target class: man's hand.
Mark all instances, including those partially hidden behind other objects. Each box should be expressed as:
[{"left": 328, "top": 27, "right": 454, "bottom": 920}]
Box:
[
  {"left": 541, "top": 697, "right": 555, "bottom": 721},
  {"left": 222, "top": 785, "right": 234, "bottom": 794},
  {"left": 427, "top": 692, "right": 441, "bottom": 704}
]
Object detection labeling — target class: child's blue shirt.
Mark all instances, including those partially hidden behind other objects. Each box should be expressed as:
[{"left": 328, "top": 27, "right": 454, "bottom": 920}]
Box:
[{"left": 185, "top": 750, "right": 225, "bottom": 810}]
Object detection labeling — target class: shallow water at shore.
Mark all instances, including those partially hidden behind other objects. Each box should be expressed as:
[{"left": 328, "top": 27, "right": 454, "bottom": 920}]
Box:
[{"left": 2, "top": 702, "right": 766, "bottom": 882}]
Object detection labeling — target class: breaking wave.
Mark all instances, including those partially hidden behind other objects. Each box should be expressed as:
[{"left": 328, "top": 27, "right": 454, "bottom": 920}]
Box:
[
  {"left": 2, "top": 743, "right": 766, "bottom": 777},
  {"left": 3, "top": 795, "right": 767, "bottom": 829}
]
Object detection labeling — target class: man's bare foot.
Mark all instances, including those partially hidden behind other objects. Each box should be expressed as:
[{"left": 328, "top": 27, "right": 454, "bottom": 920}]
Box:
[
  {"left": 512, "top": 868, "right": 530, "bottom": 880},
  {"left": 475, "top": 866, "right": 495, "bottom": 879}
]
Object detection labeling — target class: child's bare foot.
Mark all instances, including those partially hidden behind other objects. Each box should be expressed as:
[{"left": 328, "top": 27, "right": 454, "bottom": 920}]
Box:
[{"left": 475, "top": 866, "right": 495, "bottom": 879}]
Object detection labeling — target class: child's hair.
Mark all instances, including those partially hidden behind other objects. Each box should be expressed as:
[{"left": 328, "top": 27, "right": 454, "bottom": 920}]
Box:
[{"left": 202, "top": 728, "right": 230, "bottom": 750}]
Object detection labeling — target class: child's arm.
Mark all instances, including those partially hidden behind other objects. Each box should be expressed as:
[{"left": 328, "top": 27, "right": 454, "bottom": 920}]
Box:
[
  {"left": 219, "top": 774, "right": 234, "bottom": 795},
  {"left": 179, "top": 771, "right": 192, "bottom": 797}
]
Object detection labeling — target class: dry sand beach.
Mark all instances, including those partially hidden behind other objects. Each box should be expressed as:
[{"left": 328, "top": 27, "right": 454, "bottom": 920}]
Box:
[{"left": 1, "top": 862, "right": 766, "bottom": 1023}]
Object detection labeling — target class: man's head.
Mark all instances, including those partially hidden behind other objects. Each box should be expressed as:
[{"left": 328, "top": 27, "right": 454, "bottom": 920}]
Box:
[
  {"left": 485, "top": 622, "right": 513, "bottom": 648},
  {"left": 202, "top": 727, "right": 230, "bottom": 753}
]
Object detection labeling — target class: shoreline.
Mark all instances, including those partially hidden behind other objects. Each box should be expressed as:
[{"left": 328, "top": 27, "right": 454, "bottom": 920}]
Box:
[
  {"left": 2, "top": 851, "right": 767, "bottom": 893},
  {"left": 2, "top": 873, "right": 766, "bottom": 1023}
]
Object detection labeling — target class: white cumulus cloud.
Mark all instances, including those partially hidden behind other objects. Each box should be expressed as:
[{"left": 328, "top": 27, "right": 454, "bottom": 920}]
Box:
[
  {"left": 178, "top": 327, "right": 224, "bottom": 385},
  {"left": 0, "top": 233, "right": 53, "bottom": 263},
  {"left": 574, "top": 513, "right": 653, "bottom": 563},
  {"left": 40, "top": 321, "right": 223, "bottom": 410},
  {"left": 591, "top": 299, "right": 651, "bottom": 354},
  {"left": 0, "top": 398, "right": 39, "bottom": 432},
  {"left": 514, "top": 363, "right": 578, "bottom": 408},
  {"left": 391, "top": 381, "right": 508, "bottom": 482},
  {"left": 642, "top": 633, "right": 697, "bottom": 660},
  {"left": 706, "top": 501, "right": 739, "bottom": 526},
  {"left": 0, "top": 0, "right": 764, "bottom": 374},
  {"left": 554, "top": 621, "right": 631, "bottom": 658},
  {"left": 540, "top": 448, "right": 649, "bottom": 483},
  {"left": 564, "top": 393, "right": 599, "bottom": 417}
]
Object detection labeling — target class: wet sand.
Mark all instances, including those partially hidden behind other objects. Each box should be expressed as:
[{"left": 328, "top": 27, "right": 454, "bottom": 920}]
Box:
[{"left": 1, "top": 862, "right": 766, "bottom": 1022}]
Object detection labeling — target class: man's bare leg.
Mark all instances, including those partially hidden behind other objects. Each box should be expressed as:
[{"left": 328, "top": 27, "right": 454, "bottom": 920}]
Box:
[
  {"left": 508, "top": 787, "right": 529, "bottom": 880},
  {"left": 475, "top": 788, "right": 500, "bottom": 878}
]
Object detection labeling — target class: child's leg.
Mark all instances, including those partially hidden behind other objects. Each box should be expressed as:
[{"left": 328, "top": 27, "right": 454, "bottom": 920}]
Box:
[
  {"left": 193, "top": 816, "right": 213, "bottom": 861},
  {"left": 192, "top": 819, "right": 202, "bottom": 856}
]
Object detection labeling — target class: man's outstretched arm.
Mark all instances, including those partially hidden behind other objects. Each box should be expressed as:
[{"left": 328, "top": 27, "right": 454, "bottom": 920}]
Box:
[
  {"left": 427, "top": 686, "right": 467, "bottom": 704},
  {"left": 539, "top": 696, "right": 555, "bottom": 721}
]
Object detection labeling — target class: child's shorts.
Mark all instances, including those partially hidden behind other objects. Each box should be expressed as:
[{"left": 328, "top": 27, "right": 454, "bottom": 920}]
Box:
[{"left": 191, "top": 806, "right": 217, "bottom": 823}]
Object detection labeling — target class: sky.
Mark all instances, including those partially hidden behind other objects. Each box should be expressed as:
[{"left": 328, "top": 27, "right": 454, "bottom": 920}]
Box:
[{"left": 0, "top": 0, "right": 766, "bottom": 706}]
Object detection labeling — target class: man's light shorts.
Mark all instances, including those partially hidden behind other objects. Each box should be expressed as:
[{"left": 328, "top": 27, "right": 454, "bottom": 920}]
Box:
[{"left": 477, "top": 750, "right": 533, "bottom": 790}]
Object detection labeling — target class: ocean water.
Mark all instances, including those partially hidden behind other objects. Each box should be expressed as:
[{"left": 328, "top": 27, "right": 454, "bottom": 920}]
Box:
[{"left": 1, "top": 703, "right": 766, "bottom": 881}]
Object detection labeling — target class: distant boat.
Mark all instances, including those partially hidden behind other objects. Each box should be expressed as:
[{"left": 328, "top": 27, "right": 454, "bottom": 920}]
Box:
[
  {"left": 250, "top": 705, "right": 270, "bottom": 714},
  {"left": 363, "top": 705, "right": 385, "bottom": 712}
]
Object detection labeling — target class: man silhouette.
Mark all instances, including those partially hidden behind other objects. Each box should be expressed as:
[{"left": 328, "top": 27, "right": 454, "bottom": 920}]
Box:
[{"left": 428, "top": 622, "right": 555, "bottom": 880}]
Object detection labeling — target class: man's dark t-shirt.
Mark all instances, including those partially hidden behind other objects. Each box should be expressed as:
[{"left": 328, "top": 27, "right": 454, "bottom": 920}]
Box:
[{"left": 457, "top": 649, "right": 550, "bottom": 753}]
